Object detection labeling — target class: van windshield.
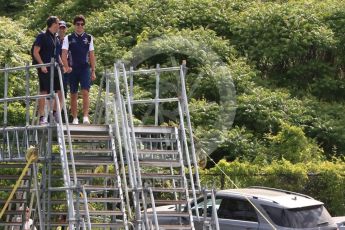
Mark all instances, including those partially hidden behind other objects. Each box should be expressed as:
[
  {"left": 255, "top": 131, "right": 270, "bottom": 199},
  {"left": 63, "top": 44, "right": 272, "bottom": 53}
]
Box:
[{"left": 261, "top": 204, "right": 334, "bottom": 228}]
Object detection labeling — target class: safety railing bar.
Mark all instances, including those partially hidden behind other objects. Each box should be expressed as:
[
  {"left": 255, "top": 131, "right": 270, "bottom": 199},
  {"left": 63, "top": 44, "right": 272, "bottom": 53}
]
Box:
[
  {"left": 56, "top": 66, "right": 78, "bottom": 186},
  {"left": 82, "top": 186, "right": 92, "bottom": 230},
  {"left": 148, "top": 188, "right": 160, "bottom": 230},
  {"left": 120, "top": 63, "right": 144, "bottom": 229},
  {"left": 177, "top": 101, "right": 199, "bottom": 219},
  {"left": 54, "top": 94, "right": 76, "bottom": 229},
  {"left": 0, "top": 94, "right": 52, "bottom": 103},
  {"left": 0, "top": 63, "right": 51, "bottom": 73},
  {"left": 129, "top": 66, "right": 134, "bottom": 110},
  {"left": 180, "top": 64, "right": 201, "bottom": 189},
  {"left": 108, "top": 124, "right": 129, "bottom": 229},
  {"left": 113, "top": 64, "right": 136, "bottom": 188},
  {"left": 0, "top": 126, "right": 51, "bottom": 132},
  {"left": 104, "top": 66, "right": 180, "bottom": 77},
  {"left": 110, "top": 99, "right": 133, "bottom": 219}
]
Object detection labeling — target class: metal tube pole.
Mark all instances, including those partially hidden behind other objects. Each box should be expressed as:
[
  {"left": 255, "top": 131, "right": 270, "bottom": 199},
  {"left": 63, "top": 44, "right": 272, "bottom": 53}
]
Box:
[
  {"left": 119, "top": 63, "right": 143, "bottom": 229},
  {"left": 54, "top": 94, "right": 76, "bottom": 229},
  {"left": 180, "top": 63, "right": 201, "bottom": 189},
  {"left": 211, "top": 189, "right": 220, "bottom": 230},
  {"left": 114, "top": 63, "right": 136, "bottom": 188},
  {"left": 177, "top": 101, "right": 199, "bottom": 219},
  {"left": 129, "top": 66, "right": 134, "bottom": 112},
  {"left": 154, "top": 64, "right": 160, "bottom": 126},
  {"left": 111, "top": 99, "right": 132, "bottom": 220},
  {"left": 49, "top": 58, "right": 55, "bottom": 125},
  {"left": 25, "top": 62, "right": 30, "bottom": 126},
  {"left": 4, "top": 64, "right": 8, "bottom": 126},
  {"left": 95, "top": 71, "right": 105, "bottom": 124},
  {"left": 33, "top": 163, "right": 44, "bottom": 229},
  {"left": 105, "top": 70, "right": 109, "bottom": 124},
  {"left": 56, "top": 66, "right": 77, "bottom": 184}
]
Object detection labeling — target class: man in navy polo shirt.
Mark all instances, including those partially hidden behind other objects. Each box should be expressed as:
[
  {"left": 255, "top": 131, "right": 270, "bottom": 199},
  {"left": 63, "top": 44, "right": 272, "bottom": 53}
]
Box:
[
  {"left": 61, "top": 15, "right": 96, "bottom": 125},
  {"left": 33, "top": 16, "right": 62, "bottom": 125}
]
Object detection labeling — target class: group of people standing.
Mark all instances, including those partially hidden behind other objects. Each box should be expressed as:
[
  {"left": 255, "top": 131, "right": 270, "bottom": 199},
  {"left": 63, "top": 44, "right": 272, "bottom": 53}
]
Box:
[{"left": 32, "top": 15, "right": 96, "bottom": 125}]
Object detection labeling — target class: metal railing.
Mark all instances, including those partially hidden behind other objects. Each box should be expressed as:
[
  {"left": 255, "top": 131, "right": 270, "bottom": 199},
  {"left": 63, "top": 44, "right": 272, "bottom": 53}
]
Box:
[{"left": 0, "top": 58, "right": 78, "bottom": 230}]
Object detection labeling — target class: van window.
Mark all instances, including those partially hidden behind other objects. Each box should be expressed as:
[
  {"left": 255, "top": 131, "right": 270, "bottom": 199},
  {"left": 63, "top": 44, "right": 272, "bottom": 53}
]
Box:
[
  {"left": 261, "top": 204, "right": 334, "bottom": 228},
  {"left": 217, "top": 198, "right": 258, "bottom": 222}
]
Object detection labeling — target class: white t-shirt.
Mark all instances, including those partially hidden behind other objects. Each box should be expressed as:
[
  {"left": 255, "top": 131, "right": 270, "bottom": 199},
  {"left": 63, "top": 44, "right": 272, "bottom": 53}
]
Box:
[{"left": 62, "top": 32, "right": 94, "bottom": 51}]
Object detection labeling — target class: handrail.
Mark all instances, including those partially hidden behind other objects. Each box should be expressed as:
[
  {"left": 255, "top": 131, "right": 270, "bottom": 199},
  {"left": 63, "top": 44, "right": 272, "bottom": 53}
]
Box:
[
  {"left": 0, "top": 146, "right": 38, "bottom": 219},
  {"left": 0, "top": 59, "right": 56, "bottom": 126}
]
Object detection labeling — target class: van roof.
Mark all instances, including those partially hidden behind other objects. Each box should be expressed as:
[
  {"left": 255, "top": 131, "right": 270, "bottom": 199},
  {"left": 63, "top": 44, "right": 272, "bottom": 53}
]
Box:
[{"left": 217, "top": 187, "right": 323, "bottom": 209}]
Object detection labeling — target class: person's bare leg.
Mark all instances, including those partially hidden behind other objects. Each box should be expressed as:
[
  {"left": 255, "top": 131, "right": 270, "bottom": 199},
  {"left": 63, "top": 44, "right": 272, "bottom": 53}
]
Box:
[
  {"left": 38, "top": 91, "right": 47, "bottom": 117},
  {"left": 82, "top": 89, "right": 89, "bottom": 117},
  {"left": 71, "top": 92, "right": 78, "bottom": 119},
  {"left": 53, "top": 90, "right": 63, "bottom": 111}
]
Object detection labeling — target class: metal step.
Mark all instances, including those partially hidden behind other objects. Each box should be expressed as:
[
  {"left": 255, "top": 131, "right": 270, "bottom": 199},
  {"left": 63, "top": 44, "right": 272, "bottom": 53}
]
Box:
[
  {"left": 0, "top": 175, "right": 31, "bottom": 180},
  {"left": 154, "top": 200, "right": 188, "bottom": 205},
  {"left": 39, "top": 210, "right": 123, "bottom": 216},
  {"left": 46, "top": 210, "right": 124, "bottom": 216},
  {"left": 48, "top": 222, "right": 126, "bottom": 227},
  {"left": 63, "top": 124, "right": 108, "bottom": 133},
  {"left": 150, "top": 187, "right": 186, "bottom": 192},
  {"left": 147, "top": 211, "right": 189, "bottom": 217},
  {"left": 48, "top": 197, "right": 121, "bottom": 204},
  {"left": 156, "top": 225, "right": 192, "bottom": 230},
  {"left": 0, "top": 163, "right": 28, "bottom": 168},
  {"left": 66, "top": 134, "right": 110, "bottom": 141},
  {"left": 83, "top": 185, "right": 120, "bottom": 191},
  {"left": 86, "top": 210, "right": 123, "bottom": 215},
  {"left": 66, "top": 149, "right": 112, "bottom": 154},
  {"left": 137, "top": 150, "right": 179, "bottom": 155},
  {"left": 136, "top": 137, "right": 175, "bottom": 142},
  {"left": 0, "top": 199, "right": 26, "bottom": 204},
  {"left": 139, "top": 159, "right": 180, "bottom": 167},
  {"left": 1, "top": 187, "right": 30, "bottom": 191},
  {"left": 133, "top": 126, "right": 176, "bottom": 134},
  {"left": 76, "top": 173, "right": 117, "bottom": 178},
  {"left": 141, "top": 173, "right": 182, "bottom": 180}
]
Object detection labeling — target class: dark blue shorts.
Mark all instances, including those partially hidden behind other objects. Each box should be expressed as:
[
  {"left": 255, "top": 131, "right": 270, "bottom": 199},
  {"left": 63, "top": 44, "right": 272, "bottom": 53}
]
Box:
[
  {"left": 38, "top": 67, "right": 61, "bottom": 93},
  {"left": 69, "top": 67, "right": 91, "bottom": 93}
]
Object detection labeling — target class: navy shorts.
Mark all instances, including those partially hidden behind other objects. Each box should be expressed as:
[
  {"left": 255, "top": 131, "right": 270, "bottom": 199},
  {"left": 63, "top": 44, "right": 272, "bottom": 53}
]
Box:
[
  {"left": 38, "top": 67, "right": 61, "bottom": 93},
  {"left": 69, "top": 67, "right": 91, "bottom": 93}
]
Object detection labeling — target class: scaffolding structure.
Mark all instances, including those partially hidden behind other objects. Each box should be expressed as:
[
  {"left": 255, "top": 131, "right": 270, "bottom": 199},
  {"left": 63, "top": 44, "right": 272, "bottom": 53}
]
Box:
[{"left": 0, "top": 60, "right": 219, "bottom": 229}]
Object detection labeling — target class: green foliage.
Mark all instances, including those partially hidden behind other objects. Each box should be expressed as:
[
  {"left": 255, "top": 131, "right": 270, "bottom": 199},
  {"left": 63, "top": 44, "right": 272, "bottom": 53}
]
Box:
[
  {"left": 0, "top": 17, "right": 31, "bottom": 66},
  {"left": 231, "top": 2, "right": 335, "bottom": 75},
  {"left": 266, "top": 122, "right": 324, "bottom": 163},
  {"left": 235, "top": 87, "right": 314, "bottom": 134},
  {"left": 0, "top": 0, "right": 28, "bottom": 16}
]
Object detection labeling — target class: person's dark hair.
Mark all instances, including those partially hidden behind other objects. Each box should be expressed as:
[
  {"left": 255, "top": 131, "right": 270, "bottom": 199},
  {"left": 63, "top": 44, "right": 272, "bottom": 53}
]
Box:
[
  {"left": 73, "top": 15, "right": 86, "bottom": 25},
  {"left": 46, "top": 16, "right": 59, "bottom": 28}
]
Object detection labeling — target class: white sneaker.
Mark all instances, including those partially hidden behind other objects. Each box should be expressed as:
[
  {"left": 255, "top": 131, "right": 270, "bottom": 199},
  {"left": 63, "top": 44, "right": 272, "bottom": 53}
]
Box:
[
  {"left": 83, "top": 116, "right": 90, "bottom": 124},
  {"left": 72, "top": 118, "right": 79, "bottom": 125}
]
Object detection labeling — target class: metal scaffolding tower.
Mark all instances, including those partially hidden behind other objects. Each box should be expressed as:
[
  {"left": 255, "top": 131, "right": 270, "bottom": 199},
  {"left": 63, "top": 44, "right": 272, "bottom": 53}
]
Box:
[{"left": 0, "top": 60, "right": 215, "bottom": 229}]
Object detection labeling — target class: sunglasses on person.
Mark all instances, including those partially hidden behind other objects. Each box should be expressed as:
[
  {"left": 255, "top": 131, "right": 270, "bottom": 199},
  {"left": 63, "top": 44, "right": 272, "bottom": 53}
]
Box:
[{"left": 75, "top": 22, "right": 84, "bottom": 26}]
